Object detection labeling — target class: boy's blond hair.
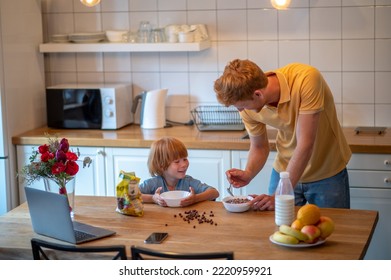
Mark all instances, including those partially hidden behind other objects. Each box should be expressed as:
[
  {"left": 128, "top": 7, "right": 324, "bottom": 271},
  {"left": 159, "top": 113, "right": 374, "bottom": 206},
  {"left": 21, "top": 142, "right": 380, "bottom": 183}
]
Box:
[
  {"left": 147, "top": 137, "right": 188, "bottom": 176},
  {"left": 214, "top": 59, "right": 268, "bottom": 106}
]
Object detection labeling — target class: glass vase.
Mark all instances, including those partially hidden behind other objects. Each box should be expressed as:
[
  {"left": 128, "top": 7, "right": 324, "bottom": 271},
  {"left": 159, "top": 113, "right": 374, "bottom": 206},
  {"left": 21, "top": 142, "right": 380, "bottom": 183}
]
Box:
[{"left": 43, "top": 177, "right": 75, "bottom": 219}]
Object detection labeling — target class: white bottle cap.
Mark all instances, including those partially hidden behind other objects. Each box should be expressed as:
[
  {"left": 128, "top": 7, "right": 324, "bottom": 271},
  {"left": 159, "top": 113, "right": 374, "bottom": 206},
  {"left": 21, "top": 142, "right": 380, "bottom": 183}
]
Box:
[{"left": 280, "top": 171, "right": 290, "bottom": 179}]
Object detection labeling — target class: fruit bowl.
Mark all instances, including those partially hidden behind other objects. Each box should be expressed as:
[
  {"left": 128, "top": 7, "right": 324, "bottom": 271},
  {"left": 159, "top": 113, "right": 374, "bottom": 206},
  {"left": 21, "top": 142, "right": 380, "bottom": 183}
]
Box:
[
  {"left": 222, "top": 196, "right": 252, "bottom": 213},
  {"left": 160, "top": 191, "right": 190, "bottom": 207}
]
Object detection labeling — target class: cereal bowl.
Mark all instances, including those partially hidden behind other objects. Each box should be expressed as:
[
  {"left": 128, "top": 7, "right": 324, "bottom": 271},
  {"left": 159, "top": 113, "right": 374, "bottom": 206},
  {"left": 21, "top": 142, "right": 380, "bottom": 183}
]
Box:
[
  {"left": 160, "top": 191, "right": 190, "bottom": 207},
  {"left": 222, "top": 195, "right": 252, "bottom": 213}
]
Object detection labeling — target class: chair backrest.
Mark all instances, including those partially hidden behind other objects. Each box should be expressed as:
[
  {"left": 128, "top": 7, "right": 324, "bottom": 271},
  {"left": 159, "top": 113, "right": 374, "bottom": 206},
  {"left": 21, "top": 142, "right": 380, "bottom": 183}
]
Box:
[
  {"left": 31, "top": 238, "right": 127, "bottom": 260},
  {"left": 130, "top": 245, "right": 234, "bottom": 260}
]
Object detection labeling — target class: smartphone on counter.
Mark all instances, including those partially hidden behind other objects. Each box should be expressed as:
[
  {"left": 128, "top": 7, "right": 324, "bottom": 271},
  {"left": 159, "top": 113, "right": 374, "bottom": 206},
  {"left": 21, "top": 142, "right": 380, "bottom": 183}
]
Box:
[{"left": 144, "top": 232, "right": 168, "bottom": 244}]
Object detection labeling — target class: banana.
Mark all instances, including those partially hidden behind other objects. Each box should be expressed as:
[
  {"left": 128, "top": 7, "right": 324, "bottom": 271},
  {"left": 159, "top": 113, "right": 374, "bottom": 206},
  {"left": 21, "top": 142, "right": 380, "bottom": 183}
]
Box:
[
  {"left": 279, "top": 224, "right": 309, "bottom": 242},
  {"left": 272, "top": 231, "right": 299, "bottom": 245}
]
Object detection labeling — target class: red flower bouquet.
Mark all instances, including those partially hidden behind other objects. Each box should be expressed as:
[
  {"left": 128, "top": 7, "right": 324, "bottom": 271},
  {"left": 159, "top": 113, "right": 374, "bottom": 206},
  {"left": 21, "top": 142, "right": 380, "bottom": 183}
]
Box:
[
  {"left": 19, "top": 135, "right": 92, "bottom": 215},
  {"left": 20, "top": 135, "right": 91, "bottom": 186}
]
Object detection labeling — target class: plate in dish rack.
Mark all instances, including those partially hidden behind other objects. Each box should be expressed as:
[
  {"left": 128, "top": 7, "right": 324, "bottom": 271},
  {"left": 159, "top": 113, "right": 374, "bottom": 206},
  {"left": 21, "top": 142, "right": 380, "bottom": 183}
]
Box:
[{"left": 269, "top": 235, "right": 326, "bottom": 248}]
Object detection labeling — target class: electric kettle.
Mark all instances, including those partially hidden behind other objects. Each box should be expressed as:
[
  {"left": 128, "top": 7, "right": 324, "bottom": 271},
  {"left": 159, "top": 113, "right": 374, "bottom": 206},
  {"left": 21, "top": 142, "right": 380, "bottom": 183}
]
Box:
[{"left": 131, "top": 88, "right": 168, "bottom": 129}]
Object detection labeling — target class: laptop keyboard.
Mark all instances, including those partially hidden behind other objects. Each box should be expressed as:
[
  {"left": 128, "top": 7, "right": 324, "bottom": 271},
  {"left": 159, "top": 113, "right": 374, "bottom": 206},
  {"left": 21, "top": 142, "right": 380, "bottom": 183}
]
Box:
[{"left": 74, "top": 230, "right": 96, "bottom": 241}]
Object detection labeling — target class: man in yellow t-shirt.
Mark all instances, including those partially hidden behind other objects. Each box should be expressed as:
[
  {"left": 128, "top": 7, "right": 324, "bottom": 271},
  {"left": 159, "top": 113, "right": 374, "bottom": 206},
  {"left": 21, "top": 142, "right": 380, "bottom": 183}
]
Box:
[{"left": 214, "top": 59, "right": 351, "bottom": 210}]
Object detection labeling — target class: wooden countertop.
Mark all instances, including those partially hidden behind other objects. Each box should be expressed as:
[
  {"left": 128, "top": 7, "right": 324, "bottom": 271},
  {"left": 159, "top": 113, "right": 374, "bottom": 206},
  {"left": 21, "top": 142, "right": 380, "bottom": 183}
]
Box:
[
  {"left": 12, "top": 125, "right": 391, "bottom": 154},
  {"left": 0, "top": 196, "right": 379, "bottom": 260}
]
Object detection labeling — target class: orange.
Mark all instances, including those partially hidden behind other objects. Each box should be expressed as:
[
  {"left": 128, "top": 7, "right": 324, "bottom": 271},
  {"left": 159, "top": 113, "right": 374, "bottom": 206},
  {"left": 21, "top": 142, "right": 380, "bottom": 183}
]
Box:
[{"left": 297, "top": 204, "right": 321, "bottom": 225}]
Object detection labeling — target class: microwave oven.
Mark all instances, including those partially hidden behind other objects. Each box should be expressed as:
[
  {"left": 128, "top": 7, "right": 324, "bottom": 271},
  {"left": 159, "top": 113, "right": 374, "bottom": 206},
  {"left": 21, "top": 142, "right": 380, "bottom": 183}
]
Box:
[{"left": 46, "top": 84, "right": 133, "bottom": 129}]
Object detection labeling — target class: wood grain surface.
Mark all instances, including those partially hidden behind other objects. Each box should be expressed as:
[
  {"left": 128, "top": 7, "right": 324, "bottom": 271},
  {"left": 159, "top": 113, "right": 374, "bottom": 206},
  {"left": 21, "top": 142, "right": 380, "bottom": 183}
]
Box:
[{"left": 0, "top": 196, "right": 378, "bottom": 260}]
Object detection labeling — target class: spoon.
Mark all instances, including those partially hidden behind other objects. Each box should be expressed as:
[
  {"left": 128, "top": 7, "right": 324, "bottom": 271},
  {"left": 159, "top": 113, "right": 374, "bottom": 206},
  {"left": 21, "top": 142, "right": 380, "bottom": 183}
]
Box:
[{"left": 227, "top": 184, "right": 234, "bottom": 197}]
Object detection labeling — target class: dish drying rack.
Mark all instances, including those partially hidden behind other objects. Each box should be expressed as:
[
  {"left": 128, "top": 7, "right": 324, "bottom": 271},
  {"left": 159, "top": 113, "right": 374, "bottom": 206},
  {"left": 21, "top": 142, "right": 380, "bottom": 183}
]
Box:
[{"left": 190, "top": 106, "right": 245, "bottom": 131}]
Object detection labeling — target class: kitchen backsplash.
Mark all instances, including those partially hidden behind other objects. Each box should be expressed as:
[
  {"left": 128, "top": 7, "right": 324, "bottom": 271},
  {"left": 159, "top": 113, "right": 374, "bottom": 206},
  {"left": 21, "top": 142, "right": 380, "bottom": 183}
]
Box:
[{"left": 41, "top": 0, "right": 391, "bottom": 127}]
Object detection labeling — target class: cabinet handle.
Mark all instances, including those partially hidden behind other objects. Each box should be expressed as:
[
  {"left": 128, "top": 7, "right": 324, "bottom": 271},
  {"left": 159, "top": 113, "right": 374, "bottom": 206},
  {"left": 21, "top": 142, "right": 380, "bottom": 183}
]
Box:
[
  {"left": 97, "top": 150, "right": 106, "bottom": 156},
  {"left": 385, "top": 160, "right": 390, "bottom": 166},
  {"left": 385, "top": 178, "right": 391, "bottom": 184}
]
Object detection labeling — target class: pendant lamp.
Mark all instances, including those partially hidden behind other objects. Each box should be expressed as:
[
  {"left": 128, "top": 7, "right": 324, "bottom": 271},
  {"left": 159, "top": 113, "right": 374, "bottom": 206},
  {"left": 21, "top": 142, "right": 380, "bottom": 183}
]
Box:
[
  {"left": 270, "top": 0, "right": 291, "bottom": 10},
  {"left": 80, "top": 0, "right": 101, "bottom": 7}
]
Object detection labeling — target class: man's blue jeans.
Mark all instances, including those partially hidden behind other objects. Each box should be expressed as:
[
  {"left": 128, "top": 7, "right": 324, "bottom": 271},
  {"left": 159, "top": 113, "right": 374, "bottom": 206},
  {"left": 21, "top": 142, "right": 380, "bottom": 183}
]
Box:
[{"left": 268, "top": 168, "right": 350, "bottom": 208}]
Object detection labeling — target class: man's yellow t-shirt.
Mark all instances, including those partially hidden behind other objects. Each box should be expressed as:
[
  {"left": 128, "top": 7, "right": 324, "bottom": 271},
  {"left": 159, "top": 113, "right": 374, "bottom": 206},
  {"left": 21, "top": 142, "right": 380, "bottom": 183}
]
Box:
[{"left": 240, "top": 63, "right": 351, "bottom": 183}]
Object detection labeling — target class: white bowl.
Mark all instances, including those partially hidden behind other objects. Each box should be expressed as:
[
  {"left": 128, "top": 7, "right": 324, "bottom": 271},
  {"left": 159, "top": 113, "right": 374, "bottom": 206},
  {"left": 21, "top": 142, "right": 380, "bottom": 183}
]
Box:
[
  {"left": 222, "top": 195, "right": 252, "bottom": 213},
  {"left": 105, "top": 30, "right": 128, "bottom": 42},
  {"left": 160, "top": 191, "right": 190, "bottom": 207}
]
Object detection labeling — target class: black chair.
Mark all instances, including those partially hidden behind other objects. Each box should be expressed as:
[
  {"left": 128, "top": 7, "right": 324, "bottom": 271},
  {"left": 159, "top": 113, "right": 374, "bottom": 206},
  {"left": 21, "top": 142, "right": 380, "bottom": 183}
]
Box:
[
  {"left": 31, "top": 238, "right": 127, "bottom": 260},
  {"left": 130, "top": 245, "right": 234, "bottom": 260}
]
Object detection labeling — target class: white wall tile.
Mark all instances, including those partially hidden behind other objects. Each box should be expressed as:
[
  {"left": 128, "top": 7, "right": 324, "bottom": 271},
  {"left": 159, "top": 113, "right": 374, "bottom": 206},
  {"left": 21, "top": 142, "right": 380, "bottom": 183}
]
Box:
[
  {"left": 335, "top": 103, "right": 343, "bottom": 124},
  {"left": 103, "top": 53, "right": 131, "bottom": 72},
  {"left": 342, "top": 7, "right": 374, "bottom": 39},
  {"left": 101, "top": 0, "right": 129, "bottom": 12},
  {"left": 101, "top": 12, "right": 130, "bottom": 31},
  {"left": 189, "top": 72, "right": 219, "bottom": 103},
  {"left": 131, "top": 53, "right": 160, "bottom": 71},
  {"left": 278, "top": 9, "right": 309, "bottom": 40},
  {"left": 375, "top": 72, "right": 391, "bottom": 103},
  {"left": 48, "top": 53, "right": 77, "bottom": 72},
  {"left": 74, "top": 12, "right": 103, "bottom": 32},
  {"left": 342, "top": 39, "right": 374, "bottom": 71},
  {"left": 322, "top": 72, "right": 342, "bottom": 103},
  {"left": 248, "top": 9, "right": 278, "bottom": 40},
  {"left": 342, "top": 72, "right": 374, "bottom": 103},
  {"left": 76, "top": 53, "right": 104, "bottom": 72},
  {"left": 131, "top": 72, "right": 160, "bottom": 94},
  {"left": 129, "top": 0, "right": 157, "bottom": 11},
  {"left": 160, "top": 53, "right": 189, "bottom": 72},
  {"left": 279, "top": 40, "right": 310, "bottom": 66},
  {"left": 310, "top": 8, "right": 341, "bottom": 39},
  {"left": 42, "top": 0, "right": 73, "bottom": 13},
  {"left": 187, "top": 0, "right": 216, "bottom": 10},
  {"left": 310, "top": 0, "right": 342, "bottom": 7},
  {"left": 217, "top": 10, "right": 247, "bottom": 41},
  {"left": 375, "top": 6, "right": 391, "bottom": 38},
  {"left": 375, "top": 105, "right": 391, "bottom": 127},
  {"left": 76, "top": 73, "right": 105, "bottom": 83},
  {"left": 157, "top": 0, "right": 186, "bottom": 10},
  {"left": 217, "top": 0, "right": 246, "bottom": 9},
  {"left": 342, "top": 104, "right": 374, "bottom": 127},
  {"left": 247, "top": 0, "right": 273, "bottom": 9},
  {"left": 217, "top": 41, "right": 248, "bottom": 71},
  {"left": 310, "top": 40, "right": 342, "bottom": 71},
  {"left": 49, "top": 72, "right": 77, "bottom": 86},
  {"left": 103, "top": 72, "right": 132, "bottom": 84},
  {"left": 375, "top": 39, "right": 391, "bottom": 71},
  {"left": 162, "top": 73, "right": 189, "bottom": 95},
  {"left": 189, "top": 42, "right": 218, "bottom": 72},
  {"left": 248, "top": 41, "right": 279, "bottom": 71},
  {"left": 342, "top": 0, "right": 375, "bottom": 6}
]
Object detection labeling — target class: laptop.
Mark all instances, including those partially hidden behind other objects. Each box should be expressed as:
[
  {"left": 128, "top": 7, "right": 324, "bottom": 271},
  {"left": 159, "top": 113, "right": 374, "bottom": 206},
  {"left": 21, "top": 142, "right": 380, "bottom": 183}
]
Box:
[{"left": 24, "top": 186, "right": 116, "bottom": 244}]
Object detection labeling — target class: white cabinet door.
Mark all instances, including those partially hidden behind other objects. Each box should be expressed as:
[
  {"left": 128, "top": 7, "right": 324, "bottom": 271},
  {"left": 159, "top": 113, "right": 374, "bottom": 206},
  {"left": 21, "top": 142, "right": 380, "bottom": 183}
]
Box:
[
  {"left": 16, "top": 145, "right": 106, "bottom": 201},
  {"left": 105, "top": 147, "right": 151, "bottom": 196},
  {"left": 187, "top": 149, "right": 231, "bottom": 201},
  {"left": 104, "top": 148, "right": 231, "bottom": 200},
  {"left": 231, "top": 151, "right": 276, "bottom": 196},
  {"left": 348, "top": 153, "right": 391, "bottom": 260},
  {"left": 74, "top": 147, "right": 106, "bottom": 196}
]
